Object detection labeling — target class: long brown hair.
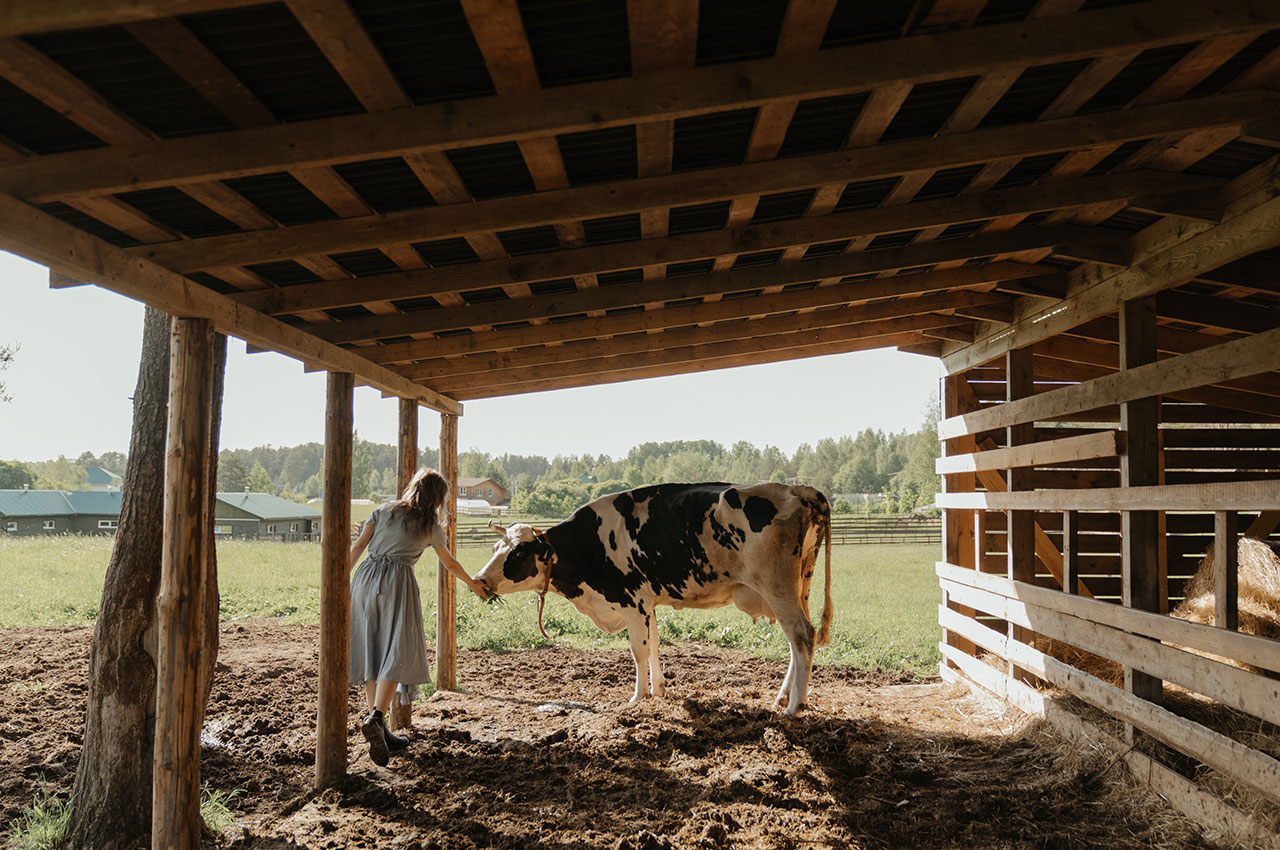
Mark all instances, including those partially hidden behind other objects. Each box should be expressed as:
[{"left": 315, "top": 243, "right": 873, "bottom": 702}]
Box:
[{"left": 389, "top": 467, "right": 448, "bottom": 538}]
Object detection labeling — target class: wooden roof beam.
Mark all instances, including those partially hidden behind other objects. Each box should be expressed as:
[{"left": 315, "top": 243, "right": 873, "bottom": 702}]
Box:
[
  {"left": 446, "top": 331, "right": 941, "bottom": 401},
  {"left": 364, "top": 287, "right": 1015, "bottom": 365},
  {"left": 397, "top": 309, "right": 979, "bottom": 382},
  {"left": 0, "top": 192, "right": 461, "bottom": 413},
  {"left": 309, "top": 262, "right": 1038, "bottom": 344},
  {"left": 942, "top": 159, "right": 1280, "bottom": 372},
  {"left": 121, "top": 98, "right": 1261, "bottom": 270},
  {"left": 0, "top": 1, "right": 265, "bottom": 36},
  {"left": 233, "top": 221, "right": 1108, "bottom": 316},
  {"left": 5, "top": 0, "right": 1276, "bottom": 201}
]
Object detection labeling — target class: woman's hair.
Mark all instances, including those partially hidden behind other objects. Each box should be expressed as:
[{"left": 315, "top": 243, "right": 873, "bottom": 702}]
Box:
[{"left": 388, "top": 467, "right": 448, "bottom": 538}]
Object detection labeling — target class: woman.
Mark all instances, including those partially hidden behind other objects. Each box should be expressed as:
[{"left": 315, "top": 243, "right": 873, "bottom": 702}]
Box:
[{"left": 348, "top": 467, "right": 487, "bottom": 767}]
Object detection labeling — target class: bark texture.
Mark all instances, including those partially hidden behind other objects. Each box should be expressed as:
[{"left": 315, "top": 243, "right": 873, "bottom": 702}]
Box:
[
  {"left": 66, "top": 307, "right": 169, "bottom": 850},
  {"left": 66, "top": 314, "right": 227, "bottom": 849}
]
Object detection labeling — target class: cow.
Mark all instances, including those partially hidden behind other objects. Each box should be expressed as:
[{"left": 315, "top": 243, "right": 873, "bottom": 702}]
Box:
[{"left": 472, "top": 482, "right": 832, "bottom": 715}]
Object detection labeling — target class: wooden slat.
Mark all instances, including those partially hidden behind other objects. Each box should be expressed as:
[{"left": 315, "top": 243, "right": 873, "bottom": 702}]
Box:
[
  {"left": 940, "top": 325, "right": 1280, "bottom": 439},
  {"left": 135, "top": 166, "right": 1222, "bottom": 273},
  {"left": 938, "top": 605, "right": 1280, "bottom": 803},
  {"left": 0, "top": 192, "right": 461, "bottom": 413},
  {"left": 309, "top": 262, "right": 1036, "bottom": 343},
  {"left": 234, "top": 222, "right": 1103, "bottom": 316},
  {"left": 6, "top": 0, "right": 1278, "bottom": 200},
  {"left": 936, "top": 480, "right": 1280, "bottom": 511},
  {"left": 936, "top": 430, "right": 1125, "bottom": 474}
]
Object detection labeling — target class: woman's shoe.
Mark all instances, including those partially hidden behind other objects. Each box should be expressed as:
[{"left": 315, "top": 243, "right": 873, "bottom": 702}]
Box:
[{"left": 361, "top": 709, "right": 390, "bottom": 767}]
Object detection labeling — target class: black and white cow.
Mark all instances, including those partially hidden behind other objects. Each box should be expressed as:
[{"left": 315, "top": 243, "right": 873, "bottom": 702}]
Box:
[{"left": 473, "top": 482, "right": 832, "bottom": 715}]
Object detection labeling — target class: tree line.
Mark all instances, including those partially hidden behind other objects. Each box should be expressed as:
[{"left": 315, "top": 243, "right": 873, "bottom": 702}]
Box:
[{"left": 4, "top": 397, "right": 941, "bottom": 515}]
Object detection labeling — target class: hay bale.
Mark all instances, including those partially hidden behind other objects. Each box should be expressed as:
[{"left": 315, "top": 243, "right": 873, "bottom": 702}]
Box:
[{"left": 1172, "top": 537, "right": 1280, "bottom": 641}]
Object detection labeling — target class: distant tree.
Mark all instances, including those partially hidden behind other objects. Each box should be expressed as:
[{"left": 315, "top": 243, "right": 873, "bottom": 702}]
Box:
[
  {"left": 218, "top": 453, "right": 249, "bottom": 492},
  {"left": 33, "top": 455, "right": 88, "bottom": 490},
  {"left": 351, "top": 433, "right": 374, "bottom": 499},
  {"left": 832, "top": 497, "right": 854, "bottom": 514},
  {"left": 0, "top": 342, "right": 15, "bottom": 402},
  {"left": 248, "top": 461, "right": 273, "bottom": 493},
  {"left": 279, "top": 442, "right": 321, "bottom": 489},
  {"left": 0, "top": 459, "right": 35, "bottom": 489}
]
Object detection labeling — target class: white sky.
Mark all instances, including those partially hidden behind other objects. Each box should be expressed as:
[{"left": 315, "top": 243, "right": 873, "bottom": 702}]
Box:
[{"left": 0, "top": 251, "right": 943, "bottom": 461}]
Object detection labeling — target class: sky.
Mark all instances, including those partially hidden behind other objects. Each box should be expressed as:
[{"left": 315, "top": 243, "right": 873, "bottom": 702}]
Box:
[{"left": 0, "top": 251, "right": 943, "bottom": 461}]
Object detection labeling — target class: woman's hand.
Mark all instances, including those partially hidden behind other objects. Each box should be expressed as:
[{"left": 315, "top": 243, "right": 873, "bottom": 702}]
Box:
[{"left": 465, "top": 577, "right": 490, "bottom": 600}]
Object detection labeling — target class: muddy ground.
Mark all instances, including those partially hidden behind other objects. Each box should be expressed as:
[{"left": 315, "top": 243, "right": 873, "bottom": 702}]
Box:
[{"left": 1, "top": 621, "right": 1220, "bottom": 849}]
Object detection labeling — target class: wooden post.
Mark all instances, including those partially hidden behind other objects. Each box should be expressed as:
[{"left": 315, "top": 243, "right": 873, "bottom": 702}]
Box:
[
  {"left": 436, "top": 413, "right": 459, "bottom": 691},
  {"left": 1214, "top": 511, "right": 1239, "bottom": 631},
  {"left": 941, "top": 373, "right": 977, "bottom": 663},
  {"left": 1063, "top": 511, "right": 1080, "bottom": 595},
  {"left": 316, "top": 372, "right": 353, "bottom": 787},
  {"left": 1006, "top": 347, "right": 1036, "bottom": 679},
  {"left": 389, "top": 397, "right": 418, "bottom": 731},
  {"left": 1120, "top": 296, "right": 1162, "bottom": 707},
  {"left": 153, "top": 317, "right": 214, "bottom": 850}
]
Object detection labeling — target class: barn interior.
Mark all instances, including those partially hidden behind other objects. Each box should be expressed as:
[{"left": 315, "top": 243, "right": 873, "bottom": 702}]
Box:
[{"left": 1, "top": 0, "right": 1278, "bottom": 846}]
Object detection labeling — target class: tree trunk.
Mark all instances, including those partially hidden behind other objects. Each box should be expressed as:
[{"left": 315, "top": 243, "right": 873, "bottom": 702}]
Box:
[
  {"left": 66, "top": 307, "right": 169, "bottom": 850},
  {"left": 198, "top": 333, "right": 226, "bottom": 718},
  {"left": 66, "top": 311, "right": 227, "bottom": 849}
]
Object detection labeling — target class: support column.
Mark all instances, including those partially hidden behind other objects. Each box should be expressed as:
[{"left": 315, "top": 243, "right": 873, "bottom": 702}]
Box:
[
  {"left": 941, "top": 373, "right": 977, "bottom": 663},
  {"left": 1214, "top": 511, "right": 1239, "bottom": 631},
  {"left": 153, "top": 317, "right": 214, "bottom": 850},
  {"left": 316, "top": 372, "right": 353, "bottom": 787},
  {"left": 389, "top": 397, "right": 418, "bottom": 731},
  {"left": 1120, "top": 296, "right": 1162, "bottom": 707},
  {"left": 436, "top": 413, "right": 459, "bottom": 691},
  {"left": 1005, "top": 346, "right": 1036, "bottom": 680}
]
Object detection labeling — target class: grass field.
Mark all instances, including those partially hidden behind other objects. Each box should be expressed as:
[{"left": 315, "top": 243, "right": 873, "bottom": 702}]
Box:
[{"left": 0, "top": 535, "right": 942, "bottom": 674}]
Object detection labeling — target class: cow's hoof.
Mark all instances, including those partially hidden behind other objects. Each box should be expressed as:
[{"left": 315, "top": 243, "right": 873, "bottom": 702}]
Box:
[{"left": 651, "top": 685, "right": 666, "bottom": 698}]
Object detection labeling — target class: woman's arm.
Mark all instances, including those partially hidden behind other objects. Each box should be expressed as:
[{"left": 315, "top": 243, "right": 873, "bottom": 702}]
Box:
[
  {"left": 348, "top": 522, "right": 373, "bottom": 578},
  {"left": 434, "top": 545, "right": 489, "bottom": 599}
]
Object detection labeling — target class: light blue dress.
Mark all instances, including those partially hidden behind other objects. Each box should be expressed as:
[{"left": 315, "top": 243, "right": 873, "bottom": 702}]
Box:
[{"left": 348, "top": 503, "right": 446, "bottom": 706}]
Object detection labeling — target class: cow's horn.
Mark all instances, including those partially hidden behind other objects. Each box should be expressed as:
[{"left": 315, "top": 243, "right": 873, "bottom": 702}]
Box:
[{"left": 488, "top": 519, "right": 508, "bottom": 536}]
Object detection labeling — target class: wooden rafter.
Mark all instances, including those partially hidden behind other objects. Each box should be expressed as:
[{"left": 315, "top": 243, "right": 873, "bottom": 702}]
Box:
[
  {"left": 232, "top": 223, "right": 1106, "bottom": 316},
  {"left": 309, "top": 263, "right": 1036, "bottom": 344},
  {"left": 5, "top": 0, "right": 1276, "bottom": 202},
  {"left": 0, "top": 192, "right": 460, "bottom": 412},
  {"left": 136, "top": 167, "right": 1221, "bottom": 274}
]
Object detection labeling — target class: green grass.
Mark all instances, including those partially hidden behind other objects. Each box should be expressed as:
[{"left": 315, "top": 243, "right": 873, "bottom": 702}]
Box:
[
  {"left": 6, "top": 791, "right": 72, "bottom": 850},
  {"left": 0, "top": 536, "right": 942, "bottom": 674}
]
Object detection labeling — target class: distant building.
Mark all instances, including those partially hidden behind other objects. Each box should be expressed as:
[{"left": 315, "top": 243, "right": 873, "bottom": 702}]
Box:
[
  {"left": 1, "top": 489, "right": 320, "bottom": 539},
  {"left": 84, "top": 467, "right": 122, "bottom": 492},
  {"left": 457, "top": 477, "right": 509, "bottom": 505},
  {"left": 212, "top": 492, "right": 322, "bottom": 540}
]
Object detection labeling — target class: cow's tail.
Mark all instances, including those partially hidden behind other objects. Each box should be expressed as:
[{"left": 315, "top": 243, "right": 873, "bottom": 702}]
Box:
[{"left": 816, "top": 501, "right": 833, "bottom": 648}]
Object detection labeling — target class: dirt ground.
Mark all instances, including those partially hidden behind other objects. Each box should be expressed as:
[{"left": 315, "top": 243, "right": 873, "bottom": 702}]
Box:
[{"left": 0, "top": 621, "right": 1222, "bottom": 849}]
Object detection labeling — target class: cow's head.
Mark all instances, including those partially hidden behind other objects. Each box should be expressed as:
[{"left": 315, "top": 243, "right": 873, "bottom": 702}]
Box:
[{"left": 473, "top": 521, "right": 556, "bottom": 595}]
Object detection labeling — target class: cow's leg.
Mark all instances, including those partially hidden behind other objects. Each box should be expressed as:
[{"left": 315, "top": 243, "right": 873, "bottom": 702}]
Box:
[
  {"left": 623, "top": 607, "right": 652, "bottom": 703},
  {"left": 774, "top": 601, "right": 816, "bottom": 716},
  {"left": 647, "top": 612, "right": 665, "bottom": 697},
  {"left": 775, "top": 644, "right": 796, "bottom": 708}
]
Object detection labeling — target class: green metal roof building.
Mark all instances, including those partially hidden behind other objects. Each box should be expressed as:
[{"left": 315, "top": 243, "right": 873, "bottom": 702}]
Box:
[{"left": 1, "top": 490, "right": 321, "bottom": 539}]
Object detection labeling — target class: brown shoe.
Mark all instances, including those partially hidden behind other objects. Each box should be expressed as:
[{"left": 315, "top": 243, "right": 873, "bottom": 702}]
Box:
[{"left": 361, "top": 709, "right": 389, "bottom": 767}]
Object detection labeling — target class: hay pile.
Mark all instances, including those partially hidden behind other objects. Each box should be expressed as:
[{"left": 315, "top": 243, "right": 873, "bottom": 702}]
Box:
[{"left": 1172, "top": 536, "right": 1280, "bottom": 644}]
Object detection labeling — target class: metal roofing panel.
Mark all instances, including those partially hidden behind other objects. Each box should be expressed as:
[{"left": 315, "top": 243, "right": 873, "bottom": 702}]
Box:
[
  {"left": 519, "top": 0, "right": 631, "bottom": 87},
  {"left": 223, "top": 172, "right": 339, "bottom": 226},
  {"left": 777, "top": 93, "right": 868, "bottom": 158},
  {"left": 671, "top": 109, "right": 757, "bottom": 172},
  {"left": 36, "top": 202, "right": 139, "bottom": 248},
  {"left": 179, "top": 3, "right": 363, "bottom": 122},
  {"left": 348, "top": 0, "right": 496, "bottom": 104},
  {"left": 332, "top": 157, "right": 437, "bottom": 213},
  {"left": 214, "top": 492, "right": 321, "bottom": 519},
  {"left": 24, "top": 26, "right": 238, "bottom": 139},
  {"left": 0, "top": 77, "right": 106, "bottom": 154},
  {"left": 446, "top": 141, "right": 536, "bottom": 199},
  {"left": 113, "top": 187, "right": 242, "bottom": 238},
  {"left": 557, "top": 125, "right": 637, "bottom": 186},
  {"left": 65, "top": 491, "right": 123, "bottom": 514},
  {"left": 1080, "top": 43, "right": 1197, "bottom": 113},
  {"left": 696, "top": 0, "right": 787, "bottom": 66},
  {"left": 0, "top": 490, "right": 75, "bottom": 517},
  {"left": 822, "top": 0, "right": 916, "bottom": 48}
]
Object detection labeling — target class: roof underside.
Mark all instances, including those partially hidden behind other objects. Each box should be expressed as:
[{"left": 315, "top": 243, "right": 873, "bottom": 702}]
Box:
[{"left": 1, "top": 0, "right": 1278, "bottom": 414}]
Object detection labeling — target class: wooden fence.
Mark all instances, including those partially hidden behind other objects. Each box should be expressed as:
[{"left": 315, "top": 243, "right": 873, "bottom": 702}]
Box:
[{"left": 451, "top": 514, "right": 939, "bottom": 547}]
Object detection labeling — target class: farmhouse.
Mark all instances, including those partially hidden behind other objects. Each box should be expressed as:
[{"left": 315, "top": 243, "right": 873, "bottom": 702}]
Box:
[
  {"left": 456, "top": 476, "right": 508, "bottom": 505},
  {"left": 1, "top": 0, "right": 1279, "bottom": 846},
  {"left": 0, "top": 489, "right": 319, "bottom": 539},
  {"left": 84, "top": 466, "right": 122, "bottom": 492}
]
